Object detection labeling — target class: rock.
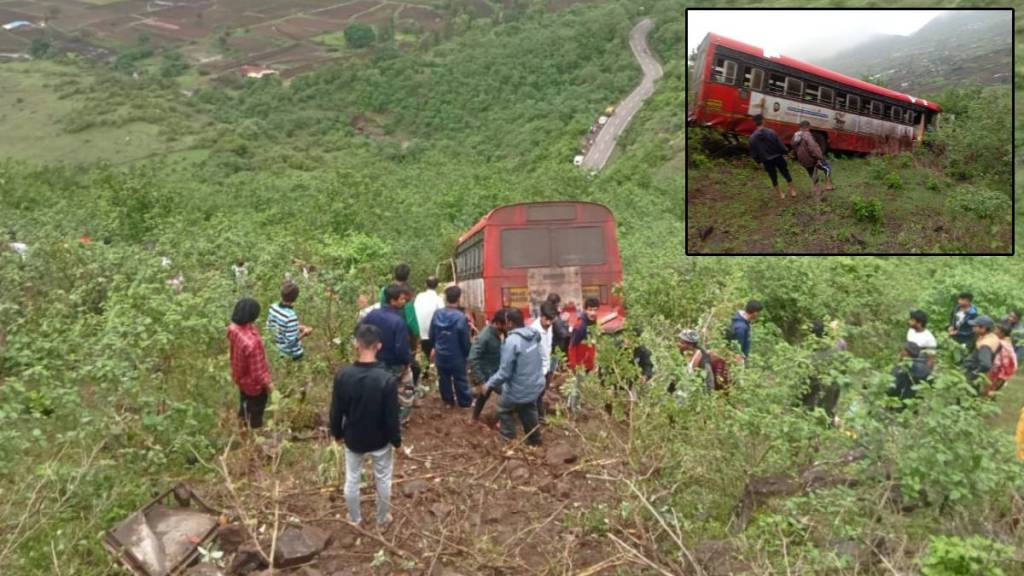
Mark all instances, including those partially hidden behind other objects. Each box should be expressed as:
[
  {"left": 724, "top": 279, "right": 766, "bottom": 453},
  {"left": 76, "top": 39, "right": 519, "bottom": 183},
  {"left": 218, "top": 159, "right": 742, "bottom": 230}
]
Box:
[
  {"left": 430, "top": 503, "right": 454, "bottom": 518},
  {"left": 186, "top": 562, "right": 225, "bottom": 576},
  {"left": 216, "top": 523, "right": 250, "bottom": 554},
  {"left": 545, "top": 443, "right": 579, "bottom": 466},
  {"left": 401, "top": 479, "right": 430, "bottom": 497},
  {"left": 484, "top": 507, "right": 503, "bottom": 524},
  {"left": 554, "top": 480, "right": 572, "bottom": 500},
  {"left": 293, "top": 568, "right": 325, "bottom": 576},
  {"left": 228, "top": 542, "right": 267, "bottom": 575},
  {"left": 273, "top": 524, "right": 332, "bottom": 568},
  {"left": 510, "top": 466, "right": 530, "bottom": 481}
]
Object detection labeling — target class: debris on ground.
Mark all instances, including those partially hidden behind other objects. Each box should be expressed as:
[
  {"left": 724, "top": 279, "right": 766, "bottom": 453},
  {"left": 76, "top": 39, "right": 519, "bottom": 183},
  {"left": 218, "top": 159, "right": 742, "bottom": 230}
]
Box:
[{"left": 103, "top": 483, "right": 221, "bottom": 576}]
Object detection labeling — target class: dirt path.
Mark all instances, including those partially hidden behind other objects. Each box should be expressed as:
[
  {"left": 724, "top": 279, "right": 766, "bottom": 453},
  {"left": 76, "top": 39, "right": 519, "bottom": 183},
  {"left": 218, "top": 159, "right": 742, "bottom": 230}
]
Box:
[
  {"left": 580, "top": 18, "right": 663, "bottom": 171},
  {"left": 204, "top": 377, "right": 633, "bottom": 574}
]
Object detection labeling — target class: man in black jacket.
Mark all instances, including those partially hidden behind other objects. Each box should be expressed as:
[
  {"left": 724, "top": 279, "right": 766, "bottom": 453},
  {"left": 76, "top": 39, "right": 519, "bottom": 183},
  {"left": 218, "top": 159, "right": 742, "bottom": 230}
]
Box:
[
  {"left": 749, "top": 114, "right": 798, "bottom": 200},
  {"left": 331, "top": 324, "right": 402, "bottom": 529}
]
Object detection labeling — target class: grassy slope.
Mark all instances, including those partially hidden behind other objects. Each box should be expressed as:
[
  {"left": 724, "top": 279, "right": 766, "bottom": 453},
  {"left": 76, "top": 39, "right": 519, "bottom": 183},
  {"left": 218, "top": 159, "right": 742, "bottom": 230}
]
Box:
[
  {"left": 687, "top": 150, "right": 1012, "bottom": 254},
  {"left": 0, "top": 61, "right": 203, "bottom": 164}
]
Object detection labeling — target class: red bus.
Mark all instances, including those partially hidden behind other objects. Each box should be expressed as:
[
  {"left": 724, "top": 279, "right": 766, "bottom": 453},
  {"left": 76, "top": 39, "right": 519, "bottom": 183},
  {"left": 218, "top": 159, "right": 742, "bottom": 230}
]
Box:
[
  {"left": 688, "top": 33, "right": 942, "bottom": 154},
  {"left": 445, "top": 201, "right": 625, "bottom": 333}
]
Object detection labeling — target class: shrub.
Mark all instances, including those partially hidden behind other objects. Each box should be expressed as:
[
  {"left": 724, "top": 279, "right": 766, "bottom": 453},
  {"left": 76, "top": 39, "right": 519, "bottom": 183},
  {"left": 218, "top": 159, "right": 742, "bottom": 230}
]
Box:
[
  {"left": 921, "top": 535, "right": 1013, "bottom": 576},
  {"left": 852, "top": 196, "right": 882, "bottom": 224},
  {"left": 945, "top": 185, "right": 1009, "bottom": 219},
  {"left": 882, "top": 172, "right": 903, "bottom": 190},
  {"left": 344, "top": 23, "right": 376, "bottom": 49}
]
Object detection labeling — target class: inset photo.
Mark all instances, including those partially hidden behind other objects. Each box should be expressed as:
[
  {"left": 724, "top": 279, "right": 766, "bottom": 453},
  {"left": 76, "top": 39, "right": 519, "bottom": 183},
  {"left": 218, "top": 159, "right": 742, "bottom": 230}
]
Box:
[{"left": 685, "top": 8, "right": 1013, "bottom": 255}]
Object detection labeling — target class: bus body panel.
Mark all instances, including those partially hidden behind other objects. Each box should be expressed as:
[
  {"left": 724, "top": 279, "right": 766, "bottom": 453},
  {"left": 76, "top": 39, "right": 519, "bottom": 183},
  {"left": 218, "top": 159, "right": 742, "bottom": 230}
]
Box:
[
  {"left": 454, "top": 202, "right": 625, "bottom": 332},
  {"left": 688, "top": 33, "right": 940, "bottom": 154}
]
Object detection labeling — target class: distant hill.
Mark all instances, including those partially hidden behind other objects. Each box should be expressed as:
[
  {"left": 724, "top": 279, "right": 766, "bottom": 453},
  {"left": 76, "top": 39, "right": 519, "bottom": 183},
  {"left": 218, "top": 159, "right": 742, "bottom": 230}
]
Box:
[{"left": 809, "top": 10, "right": 1011, "bottom": 96}]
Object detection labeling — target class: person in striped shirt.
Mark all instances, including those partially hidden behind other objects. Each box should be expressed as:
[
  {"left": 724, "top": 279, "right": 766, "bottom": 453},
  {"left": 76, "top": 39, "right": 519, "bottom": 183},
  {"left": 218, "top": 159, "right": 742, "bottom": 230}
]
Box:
[{"left": 267, "top": 281, "right": 312, "bottom": 360}]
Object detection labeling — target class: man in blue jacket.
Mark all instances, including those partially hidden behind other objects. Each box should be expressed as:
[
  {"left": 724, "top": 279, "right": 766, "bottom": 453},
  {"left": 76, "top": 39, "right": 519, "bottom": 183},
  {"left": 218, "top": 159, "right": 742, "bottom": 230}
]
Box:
[
  {"left": 361, "top": 283, "right": 414, "bottom": 422},
  {"left": 948, "top": 291, "right": 979, "bottom": 350},
  {"left": 430, "top": 285, "right": 472, "bottom": 408},
  {"left": 484, "top": 308, "right": 545, "bottom": 446},
  {"left": 749, "top": 114, "right": 798, "bottom": 200},
  {"left": 730, "top": 299, "right": 763, "bottom": 360}
]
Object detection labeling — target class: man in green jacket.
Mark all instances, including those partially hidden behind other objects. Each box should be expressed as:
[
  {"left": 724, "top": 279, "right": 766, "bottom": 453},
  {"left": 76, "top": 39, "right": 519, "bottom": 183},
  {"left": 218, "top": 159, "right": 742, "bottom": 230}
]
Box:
[
  {"left": 379, "top": 264, "right": 421, "bottom": 388},
  {"left": 470, "top": 308, "right": 509, "bottom": 422}
]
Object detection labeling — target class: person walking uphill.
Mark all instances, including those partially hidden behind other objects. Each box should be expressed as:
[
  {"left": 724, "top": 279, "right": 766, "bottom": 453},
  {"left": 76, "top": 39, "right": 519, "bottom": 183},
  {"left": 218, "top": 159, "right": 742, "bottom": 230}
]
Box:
[
  {"left": 792, "top": 121, "right": 834, "bottom": 200},
  {"left": 729, "top": 300, "right": 763, "bottom": 361},
  {"left": 330, "top": 324, "right": 402, "bottom": 530},
  {"left": 379, "top": 264, "right": 422, "bottom": 387},
  {"left": 414, "top": 276, "right": 445, "bottom": 372},
  {"left": 430, "top": 286, "right": 473, "bottom": 408},
  {"left": 228, "top": 298, "right": 273, "bottom": 429},
  {"left": 267, "top": 281, "right": 312, "bottom": 360},
  {"left": 749, "top": 114, "right": 798, "bottom": 200},
  {"left": 469, "top": 309, "right": 508, "bottom": 421},
  {"left": 948, "top": 292, "right": 979, "bottom": 350},
  {"left": 484, "top": 308, "right": 545, "bottom": 445},
  {"left": 362, "top": 283, "right": 415, "bottom": 423}
]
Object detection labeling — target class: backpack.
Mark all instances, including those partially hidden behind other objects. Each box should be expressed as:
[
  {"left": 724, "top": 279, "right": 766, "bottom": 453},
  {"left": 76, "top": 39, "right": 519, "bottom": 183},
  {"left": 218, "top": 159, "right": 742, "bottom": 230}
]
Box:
[
  {"left": 990, "top": 341, "right": 1018, "bottom": 382},
  {"left": 723, "top": 322, "right": 737, "bottom": 342}
]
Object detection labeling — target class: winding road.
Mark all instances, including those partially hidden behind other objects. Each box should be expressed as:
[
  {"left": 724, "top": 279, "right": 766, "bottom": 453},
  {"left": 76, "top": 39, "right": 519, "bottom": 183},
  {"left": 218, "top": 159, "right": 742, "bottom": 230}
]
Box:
[{"left": 581, "top": 18, "right": 663, "bottom": 171}]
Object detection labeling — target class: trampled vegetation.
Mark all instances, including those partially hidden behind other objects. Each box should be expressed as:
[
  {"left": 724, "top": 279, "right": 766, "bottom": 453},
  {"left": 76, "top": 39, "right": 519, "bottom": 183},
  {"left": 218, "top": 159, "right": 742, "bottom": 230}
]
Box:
[{"left": 2, "top": 1, "right": 1024, "bottom": 574}]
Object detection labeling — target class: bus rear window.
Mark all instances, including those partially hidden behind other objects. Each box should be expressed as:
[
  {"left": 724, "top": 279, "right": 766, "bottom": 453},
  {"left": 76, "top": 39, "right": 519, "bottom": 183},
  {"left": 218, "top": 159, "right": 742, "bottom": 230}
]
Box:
[
  {"left": 553, "top": 227, "right": 606, "bottom": 266},
  {"left": 501, "top": 229, "right": 551, "bottom": 268},
  {"left": 527, "top": 205, "right": 576, "bottom": 221}
]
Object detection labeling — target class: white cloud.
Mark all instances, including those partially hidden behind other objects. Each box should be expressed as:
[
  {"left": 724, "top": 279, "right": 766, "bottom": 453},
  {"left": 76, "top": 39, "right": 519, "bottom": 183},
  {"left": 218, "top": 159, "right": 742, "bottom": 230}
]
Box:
[{"left": 687, "top": 10, "right": 947, "bottom": 61}]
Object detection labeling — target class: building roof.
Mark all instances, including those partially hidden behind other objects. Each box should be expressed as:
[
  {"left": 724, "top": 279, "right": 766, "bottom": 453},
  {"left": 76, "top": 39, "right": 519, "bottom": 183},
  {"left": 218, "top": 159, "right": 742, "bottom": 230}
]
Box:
[
  {"left": 706, "top": 33, "right": 942, "bottom": 113},
  {"left": 2, "top": 20, "right": 32, "bottom": 31},
  {"left": 239, "top": 65, "right": 278, "bottom": 77}
]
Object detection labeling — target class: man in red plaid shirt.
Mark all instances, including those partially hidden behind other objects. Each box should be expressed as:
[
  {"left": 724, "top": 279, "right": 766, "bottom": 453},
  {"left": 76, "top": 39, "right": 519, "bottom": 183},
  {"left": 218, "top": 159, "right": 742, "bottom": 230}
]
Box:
[{"left": 228, "top": 298, "right": 273, "bottom": 429}]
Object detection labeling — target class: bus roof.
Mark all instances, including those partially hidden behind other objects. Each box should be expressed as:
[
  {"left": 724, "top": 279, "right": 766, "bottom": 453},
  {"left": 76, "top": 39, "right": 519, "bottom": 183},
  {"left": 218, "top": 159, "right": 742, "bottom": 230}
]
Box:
[
  {"left": 705, "top": 33, "right": 942, "bottom": 113},
  {"left": 457, "top": 201, "right": 614, "bottom": 244}
]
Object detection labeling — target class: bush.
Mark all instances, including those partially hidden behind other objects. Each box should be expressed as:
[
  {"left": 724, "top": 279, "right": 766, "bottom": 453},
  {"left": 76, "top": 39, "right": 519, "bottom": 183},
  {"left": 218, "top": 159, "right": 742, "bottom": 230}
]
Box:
[
  {"left": 344, "top": 23, "right": 376, "bottom": 49},
  {"left": 921, "top": 535, "right": 1014, "bottom": 576},
  {"left": 945, "top": 185, "right": 1009, "bottom": 219},
  {"left": 882, "top": 172, "right": 903, "bottom": 190},
  {"left": 852, "top": 196, "right": 882, "bottom": 224}
]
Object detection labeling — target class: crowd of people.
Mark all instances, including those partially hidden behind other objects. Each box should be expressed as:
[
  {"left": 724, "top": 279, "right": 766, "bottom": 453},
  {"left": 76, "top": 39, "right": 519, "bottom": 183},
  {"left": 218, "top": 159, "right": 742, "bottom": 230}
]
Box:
[{"left": 225, "top": 271, "right": 1024, "bottom": 530}]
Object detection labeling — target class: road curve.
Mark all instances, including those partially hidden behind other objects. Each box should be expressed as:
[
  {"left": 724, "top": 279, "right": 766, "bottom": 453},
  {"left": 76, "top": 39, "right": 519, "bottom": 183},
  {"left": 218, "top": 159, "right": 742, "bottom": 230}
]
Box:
[{"left": 580, "top": 18, "right": 663, "bottom": 171}]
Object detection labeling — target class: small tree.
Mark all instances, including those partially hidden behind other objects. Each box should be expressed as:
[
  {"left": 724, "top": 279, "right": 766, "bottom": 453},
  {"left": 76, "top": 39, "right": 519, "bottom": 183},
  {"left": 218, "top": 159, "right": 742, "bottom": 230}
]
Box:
[
  {"left": 29, "top": 38, "right": 51, "bottom": 59},
  {"left": 344, "top": 23, "right": 376, "bottom": 49}
]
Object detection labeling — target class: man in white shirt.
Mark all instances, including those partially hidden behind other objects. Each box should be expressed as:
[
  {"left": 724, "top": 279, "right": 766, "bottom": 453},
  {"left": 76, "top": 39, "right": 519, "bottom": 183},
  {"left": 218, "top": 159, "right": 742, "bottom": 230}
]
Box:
[
  {"left": 529, "top": 302, "right": 557, "bottom": 423},
  {"left": 907, "top": 309, "right": 937, "bottom": 360},
  {"left": 414, "top": 277, "right": 446, "bottom": 367}
]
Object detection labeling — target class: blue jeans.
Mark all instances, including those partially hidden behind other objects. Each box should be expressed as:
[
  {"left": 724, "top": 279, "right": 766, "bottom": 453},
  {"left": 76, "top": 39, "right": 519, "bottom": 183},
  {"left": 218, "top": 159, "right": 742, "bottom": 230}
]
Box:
[{"left": 437, "top": 364, "right": 472, "bottom": 407}]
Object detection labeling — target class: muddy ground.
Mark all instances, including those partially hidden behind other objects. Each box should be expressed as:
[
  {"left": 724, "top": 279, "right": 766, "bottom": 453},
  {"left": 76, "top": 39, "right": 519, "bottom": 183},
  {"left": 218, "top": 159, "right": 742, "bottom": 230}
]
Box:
[{"left": 198, "top": 373, "right": 633, "bottom": 575}]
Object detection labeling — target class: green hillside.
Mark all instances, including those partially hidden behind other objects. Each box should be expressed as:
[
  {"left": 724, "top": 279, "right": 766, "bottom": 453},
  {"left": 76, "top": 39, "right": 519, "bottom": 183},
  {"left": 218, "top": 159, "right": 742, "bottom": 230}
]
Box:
[{"left": 1, "top": 1, "right": 1024, "bottom": 574}]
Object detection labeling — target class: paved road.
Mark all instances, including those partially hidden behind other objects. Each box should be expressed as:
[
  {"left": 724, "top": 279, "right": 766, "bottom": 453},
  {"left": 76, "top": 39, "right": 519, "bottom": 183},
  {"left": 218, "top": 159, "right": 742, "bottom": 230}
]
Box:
[{"left": 581, "top": 18, "right": 663, "bottom": 171}]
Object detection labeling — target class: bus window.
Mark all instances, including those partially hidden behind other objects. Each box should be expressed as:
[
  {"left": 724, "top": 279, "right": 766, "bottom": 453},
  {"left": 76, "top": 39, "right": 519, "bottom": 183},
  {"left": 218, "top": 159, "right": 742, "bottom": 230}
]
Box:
[
  {"left": 904, "top": 109, "right": 913, "bottom": 124},
  {"left": 501, "top": 228, "right": 551, "bottom": 268},
  {"left": 870, "top": 101, "right": 882, "bottom": 116},
  {"left": 891, "top": 106, "right": 902, "bottom": 122},
  {"left": 751, "top": 68, "right": 764, "bottom": 91},
  {"left": 847, "top": 94, "right": 860, "bottom": 112},
  {"left": 819, "top": 86, "right": 834, "bottom": 106},
  {"left": 767, "top": 72, "right": 785, "bottom": 94},
  {"left": 835, "top": 92, "right": 846, "bottom": 109},
  {"left": 785, "top": 77, "right": 803, "bottom": 98},
  {"left": 552, "top": 227, "right": 606, "bottom": 266},
  {"left": 712, "top": 57, "right": 737, "bottom": 84},
  {"left": 803, "top": 82, "right": 819, "bottom": 102}
]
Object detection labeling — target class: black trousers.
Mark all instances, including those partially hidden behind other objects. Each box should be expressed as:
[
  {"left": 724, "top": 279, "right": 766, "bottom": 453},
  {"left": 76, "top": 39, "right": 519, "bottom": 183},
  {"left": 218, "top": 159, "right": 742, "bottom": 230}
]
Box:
[
  {"left": 420, "top": 339, "right": 434, "bottom": 359},
  {"left": 762, "top": 155, "right": 792, "bottom": 186},
  {"left": 239, "top": 390, "right": 269, "bottom": 429}
]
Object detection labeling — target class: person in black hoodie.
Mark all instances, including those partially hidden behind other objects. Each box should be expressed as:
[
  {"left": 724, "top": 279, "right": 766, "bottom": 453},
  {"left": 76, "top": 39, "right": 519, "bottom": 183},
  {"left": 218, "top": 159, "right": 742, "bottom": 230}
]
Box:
[
  {"left": 547, "top": 293, "right": 571, "bottom": 366},
  {"left": 749, "top": 114, "right": 798, "bottom": 200},
  {"left": 331, "top": 324, "right": 402, "bottom": 529}
]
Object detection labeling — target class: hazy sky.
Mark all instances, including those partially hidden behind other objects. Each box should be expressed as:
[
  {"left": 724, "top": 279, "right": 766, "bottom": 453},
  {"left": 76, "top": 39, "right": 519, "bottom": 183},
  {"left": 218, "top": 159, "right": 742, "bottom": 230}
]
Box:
[{"left": 687, "top": 10, "right": 948, "bottom": 62}]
